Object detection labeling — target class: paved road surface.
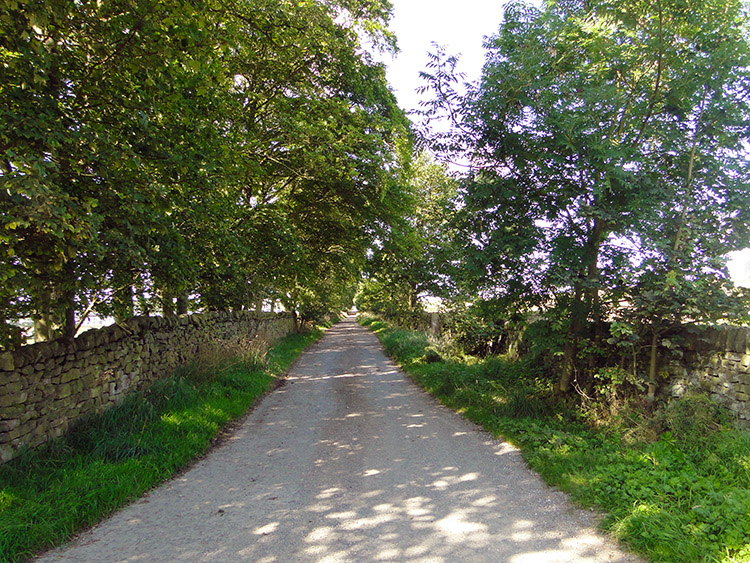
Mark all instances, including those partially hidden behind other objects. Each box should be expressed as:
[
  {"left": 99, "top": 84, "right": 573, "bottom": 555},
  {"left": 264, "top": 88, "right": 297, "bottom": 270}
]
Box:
[{"left": 38, "top": 316, "right": 640, "bottom": 562}]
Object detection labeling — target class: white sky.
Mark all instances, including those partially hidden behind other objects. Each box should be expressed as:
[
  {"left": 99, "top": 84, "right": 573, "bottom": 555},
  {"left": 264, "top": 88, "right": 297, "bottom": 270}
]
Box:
[
  {"left": 384, "top": 0, "right": 506, "bottom": 113},
  {"left": 380, "top": 0, "right": 750, "bottom": 287}
]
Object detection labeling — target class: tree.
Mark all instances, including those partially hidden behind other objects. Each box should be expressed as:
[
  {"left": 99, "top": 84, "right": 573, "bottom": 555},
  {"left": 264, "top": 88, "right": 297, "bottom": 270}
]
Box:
[
  {"left": 1, "top": 0, "right": 409, "bottom": 347},
  {"left": 420, "top": 0, "right": 750, "bottom": 393},
  {"left": 358, "top": 151, "right": 457, "bottom": 325}
]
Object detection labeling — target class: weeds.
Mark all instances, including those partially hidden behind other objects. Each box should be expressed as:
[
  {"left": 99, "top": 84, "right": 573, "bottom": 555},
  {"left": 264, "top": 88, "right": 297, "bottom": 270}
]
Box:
[
  {"left": 0, "top": 328, "right": 324, "bottom": 563},
  {"left": 360, "top": 314, "right": 750, "bottom": 563}
]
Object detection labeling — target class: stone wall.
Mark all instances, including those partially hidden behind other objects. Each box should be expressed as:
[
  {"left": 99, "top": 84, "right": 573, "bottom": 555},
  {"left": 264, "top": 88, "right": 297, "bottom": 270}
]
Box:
[
  {"left": 433, "top": 312, "right": 750, "bottom": 421},
  {"left": 0, "top": 311, "right": 295, "bottom": 463},
  {"left": 667, "top": 325, "right": 750, "bottom": 422}
]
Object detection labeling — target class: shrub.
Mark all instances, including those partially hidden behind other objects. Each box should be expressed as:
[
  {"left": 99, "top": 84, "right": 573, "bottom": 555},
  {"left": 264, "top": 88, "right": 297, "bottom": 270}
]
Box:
[{"left": 656, "top": 392, "right": 733, "bottom": 453}]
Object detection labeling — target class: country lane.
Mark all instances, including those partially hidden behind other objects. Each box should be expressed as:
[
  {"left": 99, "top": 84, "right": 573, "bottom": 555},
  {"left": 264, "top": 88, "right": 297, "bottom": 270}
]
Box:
[{"left": 37, "top": 315, "right": 641, "bottom": 563}]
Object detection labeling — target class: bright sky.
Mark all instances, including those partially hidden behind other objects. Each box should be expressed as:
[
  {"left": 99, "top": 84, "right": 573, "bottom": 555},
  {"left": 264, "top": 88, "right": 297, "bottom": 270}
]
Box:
[{"left": 384, "top": 0, "right": 506, "bottom": 113}]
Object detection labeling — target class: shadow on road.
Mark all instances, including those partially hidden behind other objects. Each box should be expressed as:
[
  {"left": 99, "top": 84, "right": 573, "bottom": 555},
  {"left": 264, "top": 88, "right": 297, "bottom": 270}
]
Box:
[{"left": 37, "top": 317, "right": 638, "bottom": 563}]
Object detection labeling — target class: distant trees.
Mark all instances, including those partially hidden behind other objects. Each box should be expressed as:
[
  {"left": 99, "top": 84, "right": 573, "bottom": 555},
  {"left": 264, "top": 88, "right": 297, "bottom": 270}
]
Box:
[
  {"left": 356, "top": 151, "right": 456, "bottom": 326},
  {"left": 1, "top": 0, "right": 409, "bottom": 348},
  {"left": 417, "top": 0, "right": 750, "bottom": 393}
]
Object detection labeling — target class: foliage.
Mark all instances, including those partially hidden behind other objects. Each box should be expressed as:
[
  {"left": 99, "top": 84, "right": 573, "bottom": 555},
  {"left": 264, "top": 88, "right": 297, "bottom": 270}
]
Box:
[
  {"left": 356, "top": 151, "right": 456, "bottom": 326},
  {"left": 361, "top": 315, "right": 750, "bottom": 562},
  {"left": 0, "top": 327, "right": 324, "bottom": 562},
  {"left": 0, "top": 0, "right": 408, "bottom": 346},
  {"left": 418, "top": 0, "right": 750, "bottom": 395}
]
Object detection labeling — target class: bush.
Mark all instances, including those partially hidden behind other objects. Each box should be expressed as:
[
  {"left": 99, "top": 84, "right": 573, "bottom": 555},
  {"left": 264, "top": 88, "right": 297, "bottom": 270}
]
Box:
[
  {"left": 501, "top": 385, "right": 551, "bottom": 419},
  {"left": 656, "top": 392, "right": 733, "bottom": 453},
  {"left": 381, "top": 329, "right": 429, "bottom": 365},
  {"left": 423, "top": 347, "right": 443, "bottom": 363}
]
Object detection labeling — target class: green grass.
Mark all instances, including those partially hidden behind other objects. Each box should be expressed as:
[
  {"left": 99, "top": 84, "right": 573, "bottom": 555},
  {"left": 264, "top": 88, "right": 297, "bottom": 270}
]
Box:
[
  {"left": 359, "top": 313, "right": 750, "bottom": 563},
  {"left": 0, "top": 328, "right": 324, "bottom": 563}
]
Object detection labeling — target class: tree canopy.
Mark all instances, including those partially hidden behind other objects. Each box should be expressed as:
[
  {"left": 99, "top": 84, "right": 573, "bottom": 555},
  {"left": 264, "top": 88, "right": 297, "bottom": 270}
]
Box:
[
  {"left": 417, "top": 0, "right": 750, "bottom": 393},
  {"left": 1, "top": 0, "right": 409, "bottom": 347}
]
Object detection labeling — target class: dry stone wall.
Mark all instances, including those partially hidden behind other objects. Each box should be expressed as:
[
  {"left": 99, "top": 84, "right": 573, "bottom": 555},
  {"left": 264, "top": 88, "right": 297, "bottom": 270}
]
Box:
[
  {"left": 667, "top": 325, "right": 750, "bottom": 422},
  {"left": 431, "top": 313, "right": 750, "bottom": 422},
  {"left": 0, "top": 312, "right": 295, "bottom": 463}
]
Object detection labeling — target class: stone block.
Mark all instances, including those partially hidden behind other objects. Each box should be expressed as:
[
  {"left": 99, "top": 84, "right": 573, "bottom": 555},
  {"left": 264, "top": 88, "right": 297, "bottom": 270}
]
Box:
[
  {"left": 26, "top": 389, "right": 43, "bottom": 403},
  {"left": 19, "top": 408, "right": 37, "bottom": 424},
  {"left": 1, "top": 381, "right": 23, "bottom": 395},
  {"left": 0, "top": 418, "right": 20, "bottom": 432},
  {"left": 58, "top": 383, "right": 73, "bottom": 398},
  {"left": 1, "top": 370, "right": 21, "bottom": 385},
  {"left": 725, "top": 352, "right": 745, "bottom": 363},
  {"left": 4, "top": 426, "right": 26, "bottom": 441},
  {"left": 60, "top": 368, "right": 81, "bottom": 384},
  {"left": 111, "top": 325, "right": 126, "bottom": 341},
  {"left": 1, "top": 405, "right": 25, "bottom": 419},
  {"left": 0, "top": 352, "right": 14, "bottom": 371},
  {"left": 730, "top": 329, "right": 750, "bottom": 353},
  {"left": 0, "top": 444, "right": 15, "bottom": 463},
  {"left": 0, "top": 394, "right": 20, "bottom": 408}
]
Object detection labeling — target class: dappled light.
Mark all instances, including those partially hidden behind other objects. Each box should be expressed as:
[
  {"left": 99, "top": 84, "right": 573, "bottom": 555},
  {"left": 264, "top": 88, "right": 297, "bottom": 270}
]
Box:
[{"left": 38, "top": 317, "right": 636, "bottom": 562}]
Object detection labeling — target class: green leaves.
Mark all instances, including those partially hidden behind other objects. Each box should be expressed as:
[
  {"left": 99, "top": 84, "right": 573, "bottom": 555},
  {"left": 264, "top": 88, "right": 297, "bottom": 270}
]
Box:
[
  {"left": 1, "top": 0, "right": 407, "bottom": 344},
  {"left": 416, "top": 0, "right": 750, "bottom": 392},
  {"left": 358, "top": 152, "right": 457, "bottom": 325}
]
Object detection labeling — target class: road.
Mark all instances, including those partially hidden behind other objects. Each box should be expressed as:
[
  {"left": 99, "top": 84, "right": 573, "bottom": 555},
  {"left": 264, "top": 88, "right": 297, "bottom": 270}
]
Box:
[{"left": 38, "top": 315, "right": 640, "bottom": 562}]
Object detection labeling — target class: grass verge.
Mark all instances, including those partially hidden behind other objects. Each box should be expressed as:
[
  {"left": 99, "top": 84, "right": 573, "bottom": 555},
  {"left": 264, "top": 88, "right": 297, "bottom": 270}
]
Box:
[
  {"left": 0, "top": 327, "right": 324, "bottom": 562},
  {"left": 359, "top": 313, "right": 750, "bottom": 563}
]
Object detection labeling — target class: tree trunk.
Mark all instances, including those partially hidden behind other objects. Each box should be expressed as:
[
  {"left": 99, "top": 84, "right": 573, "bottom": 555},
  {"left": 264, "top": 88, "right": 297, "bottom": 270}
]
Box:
[
  {"left": 176, "top": 294, "right": 188, "bottom": 315},
  {"left": 162, "top": 292, "right": 175, "bottom": 317},
  {"left": 559, "top": 341, "right": 577, "bottom": 393},
  {"left": 33, "top": 288, "right": 57, "bottom": 342},
  {"left": 63, "top": 294, "right": 76, "bottom": 339},
  {"left": 292, "top": 309, "right": 300, "bottom": 332},
  {"left": 647, "top": 330, "right": 660, "bottom": 403},
  {"left": 409, "top": 284, "right": 418, "bottom": 310},
  {"left": 559, "top": 218, "right": 606, "bottom": 394},
  {"left": 559, "top": 282, "right": 584, "bottom": 394},
  {"left": 33, "top": 315, "right": 55, "bottom": 342},
  {"left": 61, "top": 259, "right": 77, "bottom": 339}
]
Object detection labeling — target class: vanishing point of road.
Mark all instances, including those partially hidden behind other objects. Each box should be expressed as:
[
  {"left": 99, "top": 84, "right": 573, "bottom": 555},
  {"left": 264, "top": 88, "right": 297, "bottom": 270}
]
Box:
[{"left": 38, "top": 316, "right": 640, "bottom": 562}]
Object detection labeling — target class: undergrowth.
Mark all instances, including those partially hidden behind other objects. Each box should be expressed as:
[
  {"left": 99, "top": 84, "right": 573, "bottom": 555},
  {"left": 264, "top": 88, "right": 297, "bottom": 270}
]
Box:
[
  {"left": 0, "top": 327, "right": 323, "bottom": 563},
  {"left": 359, "top": 312, "right": 750, "bottom": 563}
]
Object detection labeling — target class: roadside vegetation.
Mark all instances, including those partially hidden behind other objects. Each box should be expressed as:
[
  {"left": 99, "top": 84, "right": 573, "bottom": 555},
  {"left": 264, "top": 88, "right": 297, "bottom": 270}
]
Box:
[
  {"left": 359, "top": 313, "right": 750, "bottom": 563},
  {"left": 355, "top": 3, "right": 750, "bottom": 558},
  {"left": 0, "top": 327, "right": 324, "bottom": 562}
]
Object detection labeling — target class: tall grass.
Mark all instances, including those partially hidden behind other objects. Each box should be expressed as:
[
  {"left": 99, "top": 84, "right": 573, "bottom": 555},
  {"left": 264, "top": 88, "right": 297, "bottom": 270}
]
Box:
[
  {"left": 0, "top": 328, "right": 323, "bottom": 562},
  {"left": 360, "top": 314, "right": 750, "bottom": 563}
]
